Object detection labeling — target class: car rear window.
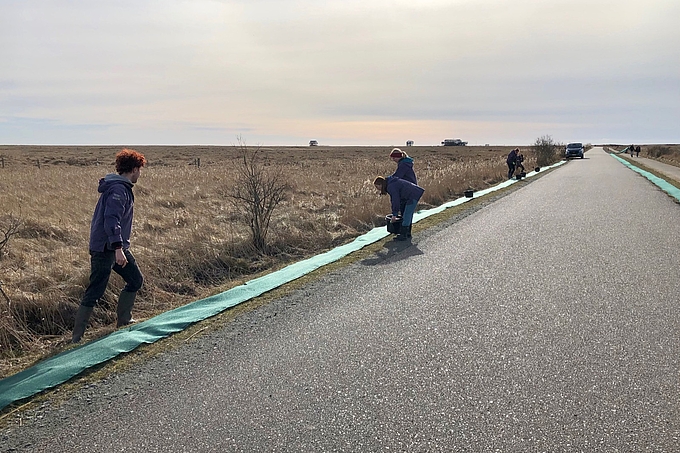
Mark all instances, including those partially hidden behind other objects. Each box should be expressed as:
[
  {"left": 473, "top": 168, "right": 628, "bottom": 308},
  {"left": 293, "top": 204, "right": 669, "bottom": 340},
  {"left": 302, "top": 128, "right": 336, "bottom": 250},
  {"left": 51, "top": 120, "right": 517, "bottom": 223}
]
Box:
[{"left": 567, "top": 143, "right": 583, "bottom": 148}]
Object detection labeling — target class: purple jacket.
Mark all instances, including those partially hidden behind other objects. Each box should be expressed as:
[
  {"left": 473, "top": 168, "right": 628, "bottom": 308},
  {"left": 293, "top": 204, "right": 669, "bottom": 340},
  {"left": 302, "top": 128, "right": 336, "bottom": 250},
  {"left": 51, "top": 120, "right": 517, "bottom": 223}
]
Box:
[
  {"left": 89, "top": 174, "right": 135, "bottom": 252},
  {"left": 391, "top": 157, "right": 417, "bottom": 184},
  {"left": 386, "top": 176, "right": 425, "bottom": 216}
]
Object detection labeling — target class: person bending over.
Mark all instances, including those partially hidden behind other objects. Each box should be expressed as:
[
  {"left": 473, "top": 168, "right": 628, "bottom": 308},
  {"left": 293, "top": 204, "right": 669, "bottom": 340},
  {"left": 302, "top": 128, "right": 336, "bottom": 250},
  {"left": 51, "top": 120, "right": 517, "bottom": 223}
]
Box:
[{"left": 374, "top": 175, "right": 424, "bottom": 241}]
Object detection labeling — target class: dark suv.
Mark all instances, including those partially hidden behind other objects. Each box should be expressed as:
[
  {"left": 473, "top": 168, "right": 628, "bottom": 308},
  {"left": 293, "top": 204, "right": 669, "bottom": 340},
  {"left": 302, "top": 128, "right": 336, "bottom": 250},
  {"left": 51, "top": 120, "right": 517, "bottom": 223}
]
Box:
[{"left": 565, "top": 142, "right": 584, "bottom": 159}]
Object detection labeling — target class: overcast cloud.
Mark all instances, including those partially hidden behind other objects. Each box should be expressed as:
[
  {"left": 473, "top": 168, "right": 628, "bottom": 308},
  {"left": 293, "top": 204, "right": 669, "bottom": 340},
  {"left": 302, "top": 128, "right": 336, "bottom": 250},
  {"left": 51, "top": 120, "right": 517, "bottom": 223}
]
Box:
[{"left": 1, "top": 0, "right": 679, "bottom": 146}]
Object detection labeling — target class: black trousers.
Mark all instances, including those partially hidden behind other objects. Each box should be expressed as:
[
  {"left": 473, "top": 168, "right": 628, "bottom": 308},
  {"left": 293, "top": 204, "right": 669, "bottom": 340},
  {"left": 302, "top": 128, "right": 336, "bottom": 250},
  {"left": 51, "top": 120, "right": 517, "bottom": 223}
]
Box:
[{"left": 80, "top": 249, "right": 144, "bottom": 308}]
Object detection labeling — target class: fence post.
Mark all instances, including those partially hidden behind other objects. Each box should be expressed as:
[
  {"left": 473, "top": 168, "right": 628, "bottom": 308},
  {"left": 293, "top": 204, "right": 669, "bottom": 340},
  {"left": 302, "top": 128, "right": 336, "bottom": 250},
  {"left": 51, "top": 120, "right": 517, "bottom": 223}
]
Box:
[
  {"left": 37, "top": 159, "right": 41, "bottom": 169},
  {"left": 196, "top": 157, "right": 200, "bottom": 168},
  {"left": 1, "top": 157, "right": 4, "bottom": 168}
]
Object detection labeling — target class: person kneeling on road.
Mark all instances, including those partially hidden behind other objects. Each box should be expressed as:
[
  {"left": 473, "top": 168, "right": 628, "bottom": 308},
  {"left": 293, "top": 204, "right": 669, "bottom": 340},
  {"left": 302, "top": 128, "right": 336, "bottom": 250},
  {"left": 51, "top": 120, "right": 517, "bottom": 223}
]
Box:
[{"left": 373, "top": 175, "right": 424, "bottom": 241}]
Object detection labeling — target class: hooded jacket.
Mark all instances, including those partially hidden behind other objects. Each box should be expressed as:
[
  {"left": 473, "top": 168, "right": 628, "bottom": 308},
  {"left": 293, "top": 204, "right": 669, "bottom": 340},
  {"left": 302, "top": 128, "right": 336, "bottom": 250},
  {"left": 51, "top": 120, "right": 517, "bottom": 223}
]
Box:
[
  {"left": 391, "top": 157, "right": 417, "bottom": 184},
  {"left": 507, "top": 150, "right": 518, "bottom": 165},
  {"left": 386, "top": 176, "right": 425, "bottom": 216},
  {"left": 89, "top": 173, "right": 135, "bottom": 252}
]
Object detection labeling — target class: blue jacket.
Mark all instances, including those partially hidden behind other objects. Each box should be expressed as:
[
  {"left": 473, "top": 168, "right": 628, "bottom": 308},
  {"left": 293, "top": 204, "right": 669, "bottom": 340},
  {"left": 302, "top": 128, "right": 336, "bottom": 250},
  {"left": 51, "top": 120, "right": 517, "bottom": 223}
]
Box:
[
  {"left": 386, "top": 176, "right": 425, "bottom": 216},
  {"left": 89, "top": 174, "right": 135, "bottom": 252},
  {"left": 391, "top": 157, "right": 417, "bottom": 184}
]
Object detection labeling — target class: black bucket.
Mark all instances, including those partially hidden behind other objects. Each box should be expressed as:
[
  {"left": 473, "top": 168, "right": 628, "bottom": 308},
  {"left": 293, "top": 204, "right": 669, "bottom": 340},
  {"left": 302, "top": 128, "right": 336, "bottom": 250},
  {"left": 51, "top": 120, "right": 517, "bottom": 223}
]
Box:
[
  {"left": 385, "top": 214, "right": 402, "bottom": 234},
  {"left": 464, "top": 189, "right": 474, "bottom": 198},
  {"left": 535, "top": 167, "right": 540, "bottom": 172}
]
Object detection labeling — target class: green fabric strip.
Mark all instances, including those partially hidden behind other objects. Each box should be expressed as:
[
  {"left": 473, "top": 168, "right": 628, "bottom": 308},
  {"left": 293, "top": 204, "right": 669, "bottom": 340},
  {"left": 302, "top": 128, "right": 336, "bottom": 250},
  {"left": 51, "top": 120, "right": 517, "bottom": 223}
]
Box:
[{"left": 610, "top": 154, "right": 680, "bottom": 202}]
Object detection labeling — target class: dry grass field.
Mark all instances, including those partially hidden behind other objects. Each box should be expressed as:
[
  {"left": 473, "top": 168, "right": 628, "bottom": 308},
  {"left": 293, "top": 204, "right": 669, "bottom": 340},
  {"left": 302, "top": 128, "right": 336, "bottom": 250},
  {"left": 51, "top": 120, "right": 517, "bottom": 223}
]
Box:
[{"left": 0, "top": 144, "right": 534, "bottom": 376}]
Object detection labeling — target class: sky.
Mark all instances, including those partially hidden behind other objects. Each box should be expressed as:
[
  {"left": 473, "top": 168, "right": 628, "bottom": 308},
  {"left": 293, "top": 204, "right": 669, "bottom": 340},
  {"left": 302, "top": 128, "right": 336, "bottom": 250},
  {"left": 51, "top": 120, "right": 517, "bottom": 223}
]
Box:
[{"left": 1, "top": 0, "right": 679, "bottom": 146}]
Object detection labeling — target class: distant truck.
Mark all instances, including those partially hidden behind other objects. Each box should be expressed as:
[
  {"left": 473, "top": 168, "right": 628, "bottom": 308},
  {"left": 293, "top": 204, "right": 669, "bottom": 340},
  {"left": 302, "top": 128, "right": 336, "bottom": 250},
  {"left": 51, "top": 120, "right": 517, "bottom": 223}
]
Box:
[
  {"left": 309, "top": 140, "right": 318, "bottom": 146},
  {"left": 442, "top": 138, "right": 467, "bottom": 146}
]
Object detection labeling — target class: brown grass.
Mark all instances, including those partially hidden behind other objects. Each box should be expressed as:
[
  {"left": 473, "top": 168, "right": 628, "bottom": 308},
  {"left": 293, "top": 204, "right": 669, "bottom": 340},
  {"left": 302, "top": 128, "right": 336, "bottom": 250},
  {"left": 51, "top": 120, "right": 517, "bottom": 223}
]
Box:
[{"left": 0, "top": 144, "right": 532, "bottom": 376}]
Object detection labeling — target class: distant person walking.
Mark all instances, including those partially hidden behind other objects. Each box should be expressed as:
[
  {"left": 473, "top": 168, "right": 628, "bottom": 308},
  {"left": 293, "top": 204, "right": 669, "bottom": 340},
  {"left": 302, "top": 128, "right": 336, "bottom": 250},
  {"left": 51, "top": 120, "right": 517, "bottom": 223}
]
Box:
[
  {"left": 630, "top": 145, "right": 635, "bottom": 157},
  {"left": 374, "top": 175, "right": 424, "bottom": 241},
  {"left": 72, "top": 149, "right": 147, "bottom": 343},
  {"left": 507, "top": 148, "right": 519, "bottom": 179},
  {"left": 636, "top": 145, "right": 641, "bottom": 157}
]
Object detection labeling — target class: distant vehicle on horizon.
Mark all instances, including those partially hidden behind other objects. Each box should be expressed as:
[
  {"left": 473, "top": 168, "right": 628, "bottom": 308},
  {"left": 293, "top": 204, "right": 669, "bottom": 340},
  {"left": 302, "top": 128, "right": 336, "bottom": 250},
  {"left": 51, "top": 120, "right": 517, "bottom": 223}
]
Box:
[
  {"left": 309, "top": 140, "right": 318, "bottom": 146},
  {"left": 442, "top": 138, "right": 467, "bottom": 146},
  {"left": 406, "top": 140, "right": 414, "bottom": 146}
]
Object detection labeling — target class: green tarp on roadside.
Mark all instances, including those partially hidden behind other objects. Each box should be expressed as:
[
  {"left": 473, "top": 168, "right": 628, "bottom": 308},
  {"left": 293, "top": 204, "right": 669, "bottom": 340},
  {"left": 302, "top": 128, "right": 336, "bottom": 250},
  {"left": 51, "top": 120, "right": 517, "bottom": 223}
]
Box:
[{"left": 610, "top": 154, "right": 680, "bottom": 202}]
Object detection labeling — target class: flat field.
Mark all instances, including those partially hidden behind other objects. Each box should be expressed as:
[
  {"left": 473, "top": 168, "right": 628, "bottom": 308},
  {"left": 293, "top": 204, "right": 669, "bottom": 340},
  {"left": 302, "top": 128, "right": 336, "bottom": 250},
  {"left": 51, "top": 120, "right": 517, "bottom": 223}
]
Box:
[{"left": 0, "top": 144, "right": 525, "bottom": 375}]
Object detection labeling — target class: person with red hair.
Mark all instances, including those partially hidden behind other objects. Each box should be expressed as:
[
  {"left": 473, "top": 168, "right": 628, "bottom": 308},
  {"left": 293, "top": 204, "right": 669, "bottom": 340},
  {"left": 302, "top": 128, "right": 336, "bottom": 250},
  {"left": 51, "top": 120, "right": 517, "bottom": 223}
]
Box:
[{"left": 72, "top": 149, "right": 147, "bottom": 343}]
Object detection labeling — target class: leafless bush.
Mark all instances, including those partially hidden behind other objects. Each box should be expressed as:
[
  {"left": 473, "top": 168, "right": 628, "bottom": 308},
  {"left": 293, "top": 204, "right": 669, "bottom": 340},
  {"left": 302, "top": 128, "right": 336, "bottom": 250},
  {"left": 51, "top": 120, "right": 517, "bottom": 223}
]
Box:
[
  {"left": 532, "top": 135, "right": 562, "bottom": 166},
  {"left": 228, "top": 138, "right": 289, "bottom": 254},
  {"left": 0, "top": 213, "right": 38, "bottom": 359},
  {"left": 0, "top": 214, "right": 22, "bottom": 259}
]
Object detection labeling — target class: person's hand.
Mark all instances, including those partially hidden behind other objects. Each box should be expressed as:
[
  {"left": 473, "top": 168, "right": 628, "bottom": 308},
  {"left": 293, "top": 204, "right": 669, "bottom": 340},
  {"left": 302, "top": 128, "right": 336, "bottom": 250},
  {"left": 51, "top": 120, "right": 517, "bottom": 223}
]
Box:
[
  {"left": 115, "top": 249, "right": 128, "bottom": 267},
  {"left": 391, "top": 217, "right": 398, "bottom": 223}
]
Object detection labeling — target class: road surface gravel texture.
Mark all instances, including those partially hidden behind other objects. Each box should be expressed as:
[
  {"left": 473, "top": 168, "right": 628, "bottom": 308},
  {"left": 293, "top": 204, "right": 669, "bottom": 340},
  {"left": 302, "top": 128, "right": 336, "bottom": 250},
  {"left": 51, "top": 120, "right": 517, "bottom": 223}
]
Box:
[{"left": 3, "top": 148, "right": 680, "bottom": 452}]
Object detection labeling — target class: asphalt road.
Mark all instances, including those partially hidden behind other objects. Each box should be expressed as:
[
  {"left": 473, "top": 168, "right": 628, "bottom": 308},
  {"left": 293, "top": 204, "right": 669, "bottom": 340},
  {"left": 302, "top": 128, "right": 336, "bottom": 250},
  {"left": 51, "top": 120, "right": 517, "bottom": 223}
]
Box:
[{"left": 4, "top": 147, "right": 680, "bottom": 452}]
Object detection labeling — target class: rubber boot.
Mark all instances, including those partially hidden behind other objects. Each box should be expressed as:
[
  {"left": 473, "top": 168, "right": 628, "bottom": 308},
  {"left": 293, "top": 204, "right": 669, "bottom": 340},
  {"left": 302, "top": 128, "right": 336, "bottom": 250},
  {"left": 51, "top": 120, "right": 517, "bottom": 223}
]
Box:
[
  {"left": 116, "top": 291, "right": 137, "bottom": 327},
  {"left": 72, "top": 305, "right": 94, "bottom": 343},
  {"left": 407, "top": 224, "right": 412, "bottom": 238},
  {"left": 395, "top": 225, "right": 409, "bottom": 241}
]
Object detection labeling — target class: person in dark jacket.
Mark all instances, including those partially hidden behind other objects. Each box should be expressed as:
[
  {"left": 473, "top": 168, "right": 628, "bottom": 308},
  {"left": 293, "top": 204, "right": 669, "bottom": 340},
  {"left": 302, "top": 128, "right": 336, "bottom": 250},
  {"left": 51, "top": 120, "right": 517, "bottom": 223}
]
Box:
[
  {"left": 389, "top": 148, "right": 418, "bottom": 216},
  {"left": 516, "top": 150, "right": 525, "bottom": 174},
  {"left": 507, "top": 148, "right": 519, "bottom": 179},
  {"left": 374, "top": 175, "right": 424, "bottom": 241},
  {"left": 389, "top": 148, "right": 417, "bottom": 184},
  {"left": 72, "top": 149, "right": 147, "bottom": 343}
]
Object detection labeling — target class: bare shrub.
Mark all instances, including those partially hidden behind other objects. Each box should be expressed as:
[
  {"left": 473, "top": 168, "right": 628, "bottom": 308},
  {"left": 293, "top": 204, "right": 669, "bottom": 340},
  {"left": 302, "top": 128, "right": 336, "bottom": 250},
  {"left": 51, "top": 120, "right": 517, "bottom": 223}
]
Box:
[
  {"left": 532, "top": 135, "right": 562, "bottom": 166},
  {"left": 228, "top": 139, "right": 289, "bottom": 254},
  {"left": 0, "top": 214, "right": 22, "bottom": 259}
]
